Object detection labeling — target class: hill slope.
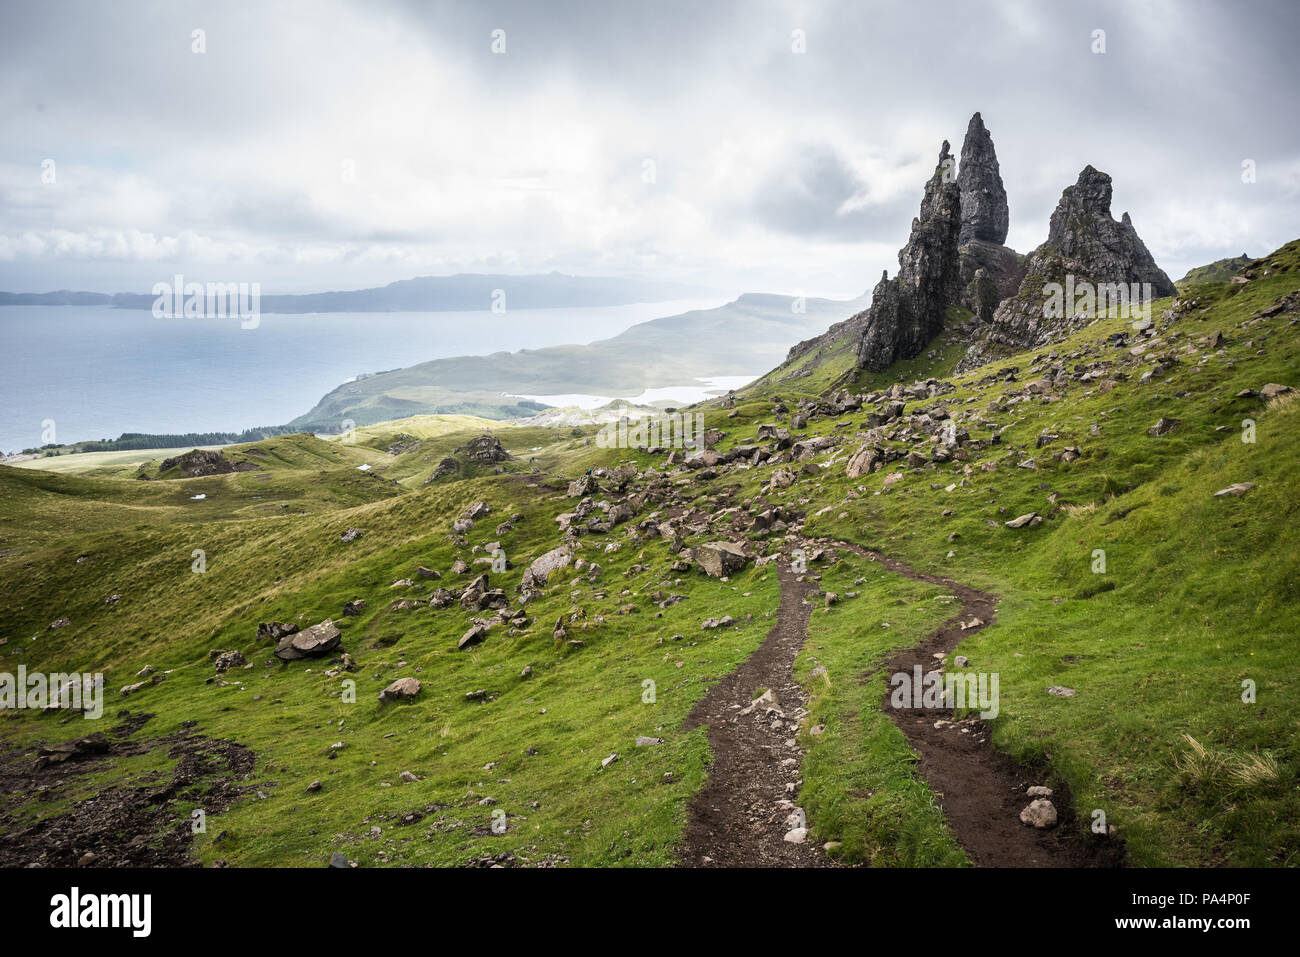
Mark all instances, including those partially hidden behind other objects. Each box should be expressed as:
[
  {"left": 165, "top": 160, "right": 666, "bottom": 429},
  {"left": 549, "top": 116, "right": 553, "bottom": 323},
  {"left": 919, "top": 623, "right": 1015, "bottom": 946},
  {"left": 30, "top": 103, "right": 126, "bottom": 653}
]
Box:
[{"left": 1, "top": 241, "right": 1297, "bottom": 868}]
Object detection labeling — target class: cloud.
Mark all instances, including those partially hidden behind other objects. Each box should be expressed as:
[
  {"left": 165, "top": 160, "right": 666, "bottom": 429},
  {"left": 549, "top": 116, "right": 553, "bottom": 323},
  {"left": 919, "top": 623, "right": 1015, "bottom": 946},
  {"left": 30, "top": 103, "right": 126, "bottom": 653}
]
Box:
[{"left": 0, "top": 0, "right": 1297, "bottom": 297}]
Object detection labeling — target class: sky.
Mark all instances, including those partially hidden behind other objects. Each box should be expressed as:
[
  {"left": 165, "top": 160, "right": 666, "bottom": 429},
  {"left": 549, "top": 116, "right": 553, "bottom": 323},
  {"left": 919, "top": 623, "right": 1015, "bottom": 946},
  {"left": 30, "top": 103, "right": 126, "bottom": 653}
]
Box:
[{"left": 0, "top": 0, "right": 1297, "bottom": 299}]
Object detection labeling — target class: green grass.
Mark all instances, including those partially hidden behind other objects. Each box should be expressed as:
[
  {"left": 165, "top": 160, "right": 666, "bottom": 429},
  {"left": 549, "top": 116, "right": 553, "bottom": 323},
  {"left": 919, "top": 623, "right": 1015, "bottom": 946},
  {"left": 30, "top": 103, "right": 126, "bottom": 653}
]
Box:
[
  {"left": 794, "top": 551, "right": 969, "bottom": 865},
  {"left": 3, "top": 239, "right": 1299, "bottom": 866}
]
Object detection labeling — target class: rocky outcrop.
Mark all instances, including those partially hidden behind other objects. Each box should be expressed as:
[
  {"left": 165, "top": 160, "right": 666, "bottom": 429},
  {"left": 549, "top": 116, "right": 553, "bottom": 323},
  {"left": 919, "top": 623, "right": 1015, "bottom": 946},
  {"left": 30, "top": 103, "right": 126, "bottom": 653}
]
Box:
[
  {"left": 456, "top": 434, "right": 512, "bottom": 463},
  {"left": 854, "top": 141, "right": 963, "bottom": 371},
  {"left": 956, "top": 115, "right": 1023, "bottom": 324},
  {"left": 158, "top": 448, "right": 259, "bottom": 478},
  {"left": 957, "top": 112, "right": 1009, "bottom": 246},
  {"left": 959, "top": 165, "right": 1176, "bottom": 371}
]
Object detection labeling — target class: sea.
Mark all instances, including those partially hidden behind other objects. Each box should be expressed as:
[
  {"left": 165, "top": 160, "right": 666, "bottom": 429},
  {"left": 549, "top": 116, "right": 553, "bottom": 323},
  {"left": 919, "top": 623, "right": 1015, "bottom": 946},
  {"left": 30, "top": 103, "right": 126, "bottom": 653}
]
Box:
[{"left": 0, "top": 298, "right": 729, "bottom": 453}]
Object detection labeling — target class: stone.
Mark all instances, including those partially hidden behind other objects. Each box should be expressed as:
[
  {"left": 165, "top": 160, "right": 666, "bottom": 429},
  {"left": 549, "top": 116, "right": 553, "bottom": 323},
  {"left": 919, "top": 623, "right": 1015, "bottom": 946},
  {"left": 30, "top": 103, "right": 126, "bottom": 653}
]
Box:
[
  {"left": 378, "top": 677, "right": 421, "bottom": 703},
  {"left": 1213, "top": 482, "right": 1255, "bottom": 497},
  {"left": 462, "top": 501, "right": 491, "bottom": 521},
  {"left": 340, "top": 528, "right": 365, "bottom": 543},
  {"left": 257, "top": 621, "right": 298, "bottom": 641},
  {"left": 701, "top": 616, "right": 736, "bottom": 630},
  {"left": 213, "top": 650, "right": 246, "bottom": 672},
  {"left": 1019, "top": 798, "right": 1058, "bottom": 829},
  {"left": 783, "top": 827, "right": 808, "bottom": 845},
  {"left": 1148, "top": 417, "right": 1181, "bottom": 436},
  {"left": 635, "top": 736, "right": 664, "bottom": 747},
  {"left": 845, "top": 444, "right": 882, "bottom": 478},
  {"left": 1004, "top": 512, "right": 1041, "bottom": 529},
  {"left": 522, "top": 546, "right": 572, "bottom": 590},
  {"left": 1027, "top": 785, "right": 1053, "bottom": 798},
  {"left": 692, "top": 541, "right": 749, "bottom": 578},
  {"left": 768, "top": 467, "right": 796, "bottom": 490},
  {"left": 1260, "top": 383, "right": 1292, "bottom": 399},
  {"left": 1046, "top": 685, "right": 1076, "bottom": 697},
  {"left": 274, "top": 620, "right": 342, "bottom": 660},
  {"left": 458, "top": 623, "right": 489, "bottom": 651}
]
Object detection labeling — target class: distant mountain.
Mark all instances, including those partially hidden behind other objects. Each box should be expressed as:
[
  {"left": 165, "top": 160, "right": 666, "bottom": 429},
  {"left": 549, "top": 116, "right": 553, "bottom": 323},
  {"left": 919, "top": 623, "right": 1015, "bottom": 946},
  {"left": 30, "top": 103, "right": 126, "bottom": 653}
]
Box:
[
  {"left": 0, "top": 273, "right": 715, "bottom": 313},
  {"left": 0, "top": 289, "right": 115, "bottom": 306},
  {"left": 291, "top": 292, "right": 867, "bottom": 428}
]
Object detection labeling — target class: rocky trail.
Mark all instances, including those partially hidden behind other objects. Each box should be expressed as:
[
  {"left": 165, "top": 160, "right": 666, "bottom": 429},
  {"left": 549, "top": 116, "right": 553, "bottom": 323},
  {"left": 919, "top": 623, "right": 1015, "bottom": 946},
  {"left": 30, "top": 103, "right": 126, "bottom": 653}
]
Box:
[
  {"left": 681, "top": 537, "right": 1122, "bottom": 868},
  {"left": 679, "top": 560, "right": 834, "bottom": 867}
]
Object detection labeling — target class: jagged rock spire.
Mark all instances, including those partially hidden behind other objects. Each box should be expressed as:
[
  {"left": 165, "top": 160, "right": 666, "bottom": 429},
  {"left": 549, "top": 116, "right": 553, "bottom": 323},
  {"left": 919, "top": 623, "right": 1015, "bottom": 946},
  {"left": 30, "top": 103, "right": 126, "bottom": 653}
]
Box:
[
  {"left": 956, "top": 164, "right": 1178, "bottom": 371},
  {"left": 854, "top": 140, "right": 962, "bottom": 371},
  {"left": 1045, "top": 165, "right": 1175, "bottom": 296},
  {"left": 957, "top": 112, "right": 1009, "bottom": 246}
]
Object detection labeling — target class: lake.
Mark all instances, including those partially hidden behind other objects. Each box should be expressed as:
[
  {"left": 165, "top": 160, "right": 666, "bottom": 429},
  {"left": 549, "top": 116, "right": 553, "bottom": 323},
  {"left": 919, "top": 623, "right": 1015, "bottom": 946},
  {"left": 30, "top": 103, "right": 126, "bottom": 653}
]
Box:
[{"left": 0, "top": 298, "right": 729, "bottom": 452}]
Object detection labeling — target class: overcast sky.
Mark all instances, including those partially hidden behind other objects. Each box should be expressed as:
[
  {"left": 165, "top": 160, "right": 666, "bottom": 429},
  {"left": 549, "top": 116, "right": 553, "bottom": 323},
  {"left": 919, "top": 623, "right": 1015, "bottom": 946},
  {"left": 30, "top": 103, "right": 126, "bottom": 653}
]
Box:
[{"left": 1, "top": 0, "right": 1297, "bottom": 298}]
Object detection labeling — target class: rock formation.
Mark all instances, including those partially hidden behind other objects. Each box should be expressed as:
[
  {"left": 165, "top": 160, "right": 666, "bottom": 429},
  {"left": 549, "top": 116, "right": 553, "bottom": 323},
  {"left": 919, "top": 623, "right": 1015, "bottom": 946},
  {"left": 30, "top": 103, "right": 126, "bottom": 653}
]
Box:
[
  {"left": 956, "top": 113, "right": 1024, "bottom": 320},
  {"left": 957, "top": 112, "right": 1009, "bottom": 246},
  {"left": 958, "top": 165, "right": 1177, "bottom": 370},
  {"left": 854, "top": 141, "right": 963, "bottom": 371}
]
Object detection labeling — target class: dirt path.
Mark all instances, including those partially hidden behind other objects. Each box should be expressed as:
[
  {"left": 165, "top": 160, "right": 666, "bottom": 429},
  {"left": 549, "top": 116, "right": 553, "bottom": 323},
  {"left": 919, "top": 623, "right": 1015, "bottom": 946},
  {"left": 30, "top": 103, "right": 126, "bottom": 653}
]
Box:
[
  {"left": 680, "top": 537, "right": 1120, "bottom": 868},
  {"left": 809, "top": 536, "right": 1119, "bottom": 867},
  {"left": 679, "top": 560, "right": 833, "bottom": 866}
]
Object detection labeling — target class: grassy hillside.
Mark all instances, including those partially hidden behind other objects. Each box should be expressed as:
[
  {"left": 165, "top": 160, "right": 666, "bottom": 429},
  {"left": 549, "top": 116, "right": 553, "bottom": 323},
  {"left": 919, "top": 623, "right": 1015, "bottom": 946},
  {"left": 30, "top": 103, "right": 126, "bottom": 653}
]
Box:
[
  {"left": 1, "top": 241, "right": 1297, "bottom": 867},
  {"left": 291, "top": 293, "right": 865, "bottom": 429},
  {"left": 1177, "top": 254, "right": 1255, "bottom": 290}
]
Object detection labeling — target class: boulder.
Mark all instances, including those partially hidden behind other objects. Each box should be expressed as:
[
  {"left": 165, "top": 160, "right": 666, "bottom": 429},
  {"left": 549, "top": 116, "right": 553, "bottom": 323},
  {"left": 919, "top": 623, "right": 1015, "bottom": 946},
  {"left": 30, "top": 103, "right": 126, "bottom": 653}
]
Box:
[
  {"left": 692, "top": 541, "right": 749, "bottom": 578},
  {"left": 461, "top": 501, "right": 491, "bottom": 521},
  {"left": 845, "top": 445, "right": 882, "bottom": 478},
  {"left": 274, "top": 620, "right": 342, "bottom": 660},
  {"left": 1019, "top": 798, "right": 1058, "bottom": 829},
  {"left": 1004, "top": 512, "right": 1041, "bottom": 529},
  {"left": 378, "top": 677, "right": 421, "bottom": 703},
  {"left": 213, "top": 650, "right": 246, "bottom": 672},
  {"left": 521, "top": 546, "right": 573, "bottom": 590},
  {"left": 458, "top": 623, "right": 489, "bottom": 651}
]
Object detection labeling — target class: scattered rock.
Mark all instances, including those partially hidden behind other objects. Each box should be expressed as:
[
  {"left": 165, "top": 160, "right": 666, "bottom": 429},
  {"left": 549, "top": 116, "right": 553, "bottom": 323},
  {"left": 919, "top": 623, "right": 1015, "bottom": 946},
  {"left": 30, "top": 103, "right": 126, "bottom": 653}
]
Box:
[
  {"left": 1147, "top": 417, "right": 1181, "bottom": 437},
  {"left": 274, "top": 620, "right": 342, "bottom": 660},
  {"left": 378, "top": 677, "right": 421, "bottom": 703},
  {"left": 1019, "top": 798, "right": 1058, "bottom": 829},
  {"left": 1213, "top": 482, "right": 1255, "bottom": 497}
]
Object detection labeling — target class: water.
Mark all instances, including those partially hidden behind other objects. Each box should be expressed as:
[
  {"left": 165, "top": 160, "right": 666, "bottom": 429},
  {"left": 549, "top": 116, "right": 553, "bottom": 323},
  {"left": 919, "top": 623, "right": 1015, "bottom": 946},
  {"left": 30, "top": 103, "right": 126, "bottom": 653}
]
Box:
[
  {"left": 508, "top": 375, "right": 760, "bottom": 409},
  {"left": 0, "top": 298, "right": 728, "bottom": 452}
]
